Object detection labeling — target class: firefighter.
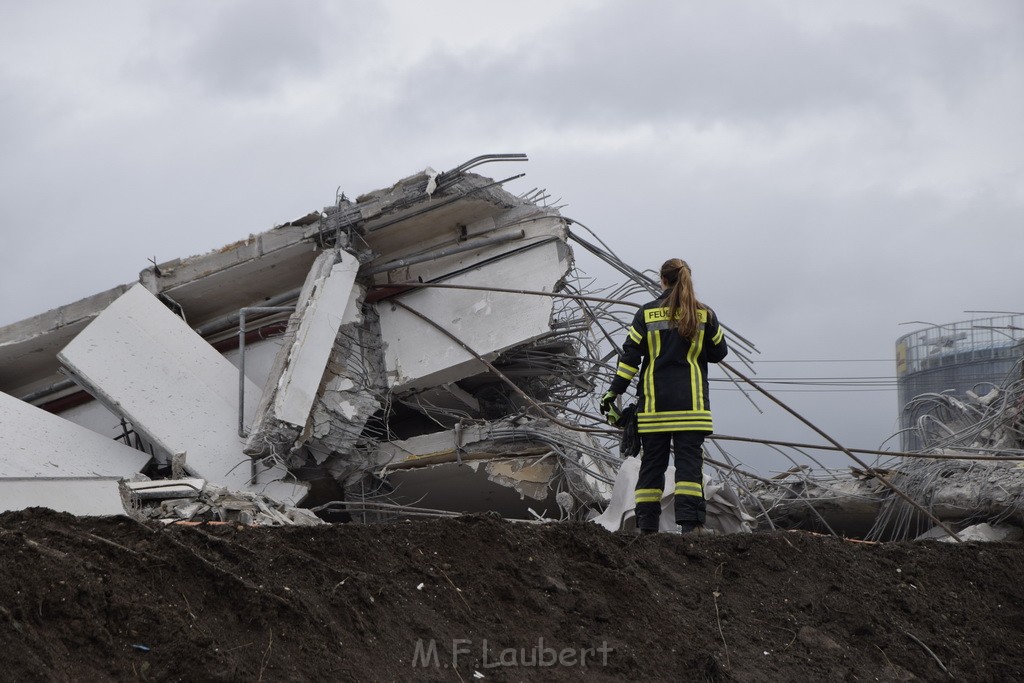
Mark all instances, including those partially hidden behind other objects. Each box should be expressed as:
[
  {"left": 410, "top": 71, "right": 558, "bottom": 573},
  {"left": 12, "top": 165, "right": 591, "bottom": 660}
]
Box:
[{"left": 600, "top": 258, "right": 728, "bottom": 534}]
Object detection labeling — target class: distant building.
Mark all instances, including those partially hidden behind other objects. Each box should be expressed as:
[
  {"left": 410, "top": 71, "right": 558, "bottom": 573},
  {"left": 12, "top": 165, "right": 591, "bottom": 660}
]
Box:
[{"left": 896, "top": 314, "right": 1024, "bottom": 450}]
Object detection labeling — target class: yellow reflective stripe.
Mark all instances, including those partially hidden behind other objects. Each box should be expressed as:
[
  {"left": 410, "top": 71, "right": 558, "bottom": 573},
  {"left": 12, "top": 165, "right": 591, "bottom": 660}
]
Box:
[
  {"left": 637, "top": 412, "right": 714, "bottom": 432},
  {"left": 617, "top": 361, "right": 639, "bottom": 380},
  {"left": 644, "top": 329, "right": 659, "bottom": 413},
  {"left": 635, "top": 488, "right": 662, "bottom": 503},
  {"left": 627, "top": 326, "right": 642, "bottom": 344},
  {"left": 712, "top": 327, "right": 724, "bottom": 344},
  {"left": 638, "top": 422, "right": 713, "bottom": 433},
  {"left": 675, "top": 482, "right": 703, "bottom": 495},
  {"left": 686, "top": 321, "right": 701, "bottom": 411},
  {"left": 635, "top": 495, "right": 662, "bottom": 503},
  {"left": 695, "top": 321, "right": 707, "bottom": 409},
  {"left": 638, "top": 411, "right": 713, "bottom": 420}
]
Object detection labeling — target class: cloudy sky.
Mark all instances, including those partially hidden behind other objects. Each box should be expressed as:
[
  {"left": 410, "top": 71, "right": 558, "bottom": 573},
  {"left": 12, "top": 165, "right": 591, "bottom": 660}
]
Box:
[{"left": 2, "top": 1, "right": 1022, "bottom": 468}]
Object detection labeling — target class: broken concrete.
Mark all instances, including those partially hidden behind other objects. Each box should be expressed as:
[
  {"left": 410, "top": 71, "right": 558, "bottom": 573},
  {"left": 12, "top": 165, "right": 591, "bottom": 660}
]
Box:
[
  {"left": 0, "top": 390, "right": 150, "bottom": 515},
  {"left": 0, "top": 158, "right": 648, "bottom": 527},
  {"left": 376, "top": 237, "right": 571, "bottom": 392},
  {"left": 243, "top": 248, "right": 376, "bottom": 459},
  {"left": 121, "top": 477, "right": 323, "bottom": 526},
  {"left": 57, "top": 284, "right": 306, "bottom": 504}
]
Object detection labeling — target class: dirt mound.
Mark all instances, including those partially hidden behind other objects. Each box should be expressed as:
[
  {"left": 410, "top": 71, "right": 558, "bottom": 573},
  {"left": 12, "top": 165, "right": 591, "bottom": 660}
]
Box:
[{"left": 0, "top": 508, "right": 1021, "bottom": 682}]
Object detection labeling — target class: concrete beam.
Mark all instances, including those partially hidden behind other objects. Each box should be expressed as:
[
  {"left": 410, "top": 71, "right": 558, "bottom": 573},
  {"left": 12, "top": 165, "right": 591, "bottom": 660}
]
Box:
[{"left": 244, "top": 249, "right": 379, "bottom": 458}]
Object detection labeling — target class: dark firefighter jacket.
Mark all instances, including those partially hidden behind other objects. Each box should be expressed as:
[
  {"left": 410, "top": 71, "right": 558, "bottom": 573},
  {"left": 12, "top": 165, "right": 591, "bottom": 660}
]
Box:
[{"left": 608, "top": 296, "right": 728, "bottom": 434}]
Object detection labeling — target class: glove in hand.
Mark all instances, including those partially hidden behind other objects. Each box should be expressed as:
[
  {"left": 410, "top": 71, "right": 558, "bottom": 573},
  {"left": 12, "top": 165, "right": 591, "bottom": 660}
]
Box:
[
  {"left": 599, "top": 390, "right": 617, "bottom": 415},
  {"left": 600, "top": 390, "right": 620, "bottom": 426}
]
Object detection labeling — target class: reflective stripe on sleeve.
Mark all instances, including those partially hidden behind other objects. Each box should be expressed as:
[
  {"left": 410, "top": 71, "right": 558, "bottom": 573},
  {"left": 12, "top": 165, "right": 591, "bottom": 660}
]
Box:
[{"left": 616, "top": 361, "right": 639, "bottom": 380}]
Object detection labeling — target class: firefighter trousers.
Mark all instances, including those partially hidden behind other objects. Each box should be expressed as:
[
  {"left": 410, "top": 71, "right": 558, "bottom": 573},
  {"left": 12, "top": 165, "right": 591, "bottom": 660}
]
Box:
[{"left": 634, "top": 431, "right": 706, "bottom": 531}]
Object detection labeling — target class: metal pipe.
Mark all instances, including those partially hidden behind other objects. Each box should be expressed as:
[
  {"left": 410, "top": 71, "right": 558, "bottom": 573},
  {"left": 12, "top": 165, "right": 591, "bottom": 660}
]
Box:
[
  {"left": 362, "top": 230, "right": 526, "bottom": 277},
  {"left": 237, "top": 306, "right": 295, "bottom": 439},
  {"left": 195, "top": 288, "right": 301, "bottom": 338},
  {"left": 18, "top": 378, "right": 76, "bottom": 404}
]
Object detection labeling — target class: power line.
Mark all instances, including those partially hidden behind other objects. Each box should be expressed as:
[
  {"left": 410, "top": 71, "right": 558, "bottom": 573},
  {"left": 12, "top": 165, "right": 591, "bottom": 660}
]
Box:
[{"left": 751, "top": 359, "right": 894, "bottom": 363}]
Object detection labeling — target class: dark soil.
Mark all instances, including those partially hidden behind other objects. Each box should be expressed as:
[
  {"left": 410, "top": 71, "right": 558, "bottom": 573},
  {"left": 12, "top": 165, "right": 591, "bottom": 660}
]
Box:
[{"left": 0, "top": 508, "right": 1021, "bottom": 682}]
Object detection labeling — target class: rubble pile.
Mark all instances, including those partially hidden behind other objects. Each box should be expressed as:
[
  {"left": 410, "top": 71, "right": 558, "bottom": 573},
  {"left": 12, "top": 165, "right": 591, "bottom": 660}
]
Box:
[
  {"left": 120, "top": 478, "right": 323, "bottom": 526},
  {"left": 737, "top": 358, "right": 1024, "bottom": 541},
  {"left": 3, "top": 154, "right": 1019, "bottom": 543},
  {"left": 0, "top": 155, "right": 753, "bottom": 532}
]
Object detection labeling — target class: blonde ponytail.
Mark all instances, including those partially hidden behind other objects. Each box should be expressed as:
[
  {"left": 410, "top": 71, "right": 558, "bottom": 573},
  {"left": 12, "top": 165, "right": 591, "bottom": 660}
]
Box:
[{"left": 661, "top": 258, "right": 702, "bottom": 338}]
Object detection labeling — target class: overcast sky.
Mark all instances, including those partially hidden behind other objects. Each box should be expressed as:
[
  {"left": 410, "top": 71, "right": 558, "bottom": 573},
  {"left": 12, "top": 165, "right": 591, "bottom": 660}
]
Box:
[{"left": 2, "top": 1, "right": 1021, "bottom": 468}]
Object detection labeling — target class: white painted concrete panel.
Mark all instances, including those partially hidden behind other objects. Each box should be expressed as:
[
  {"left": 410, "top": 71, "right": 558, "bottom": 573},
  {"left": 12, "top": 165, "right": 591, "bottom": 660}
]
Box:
[
  {"left": 0, "top": 479, "right": 126, "bottom": 515},
  {"left": 0, "top": 390, "right": 149, "bottom": 478},
  {"left": 274, "top": 254, "right": 358, "bottom": 426},
  {"left": 55, "top": 396, "right": 127, "bottom": 440},
  {"left": 377, "top": 240, "right": 568, "bottom": 391},
  {"left": 57, "top": 284, "right": 304, "bottom": 503},
  {"left": 221, "top": 337, "right": 286, "bottom": 389}
]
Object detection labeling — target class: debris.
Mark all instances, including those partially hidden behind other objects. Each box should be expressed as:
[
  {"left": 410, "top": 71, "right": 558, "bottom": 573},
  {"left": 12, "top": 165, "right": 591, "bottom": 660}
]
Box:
[
  {"left": 0, "top": 389, "right": 149, "bottom": 515},
  {"left": 916, "top": 522, "right": 1023, "bottom": 543},
  {"left": 57, "top": 284, "right": 305, "bottom": 504},
  {"left": 0, "top": 155, "right": 757, "bottom": 531},
  {"left": 120, "top": 478, "right": 322, "bottom": 526}
]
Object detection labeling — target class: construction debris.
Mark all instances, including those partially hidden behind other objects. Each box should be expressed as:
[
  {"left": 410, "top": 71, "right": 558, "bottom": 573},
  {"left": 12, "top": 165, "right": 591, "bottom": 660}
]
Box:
[
  {"left": 0, "top": 390, "right": 149, "bottom": 515},
  {"left": 7, "top": 155, "right": 1017, "bottom": 543},
  {"left": 120, "top": 477, "right": 323, "bottom": 526},
  {"left": 0, "top": 156, "right": 653, "bottom": 525},
  {"left": 733, "top": 357, "right": 1024, "bottom": 541}
]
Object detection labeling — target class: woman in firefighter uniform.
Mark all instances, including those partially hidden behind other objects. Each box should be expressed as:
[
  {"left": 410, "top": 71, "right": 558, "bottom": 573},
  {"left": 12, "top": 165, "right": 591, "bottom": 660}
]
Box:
[{"left": 600, "top": 258, "right": 728, "bottom": 534}]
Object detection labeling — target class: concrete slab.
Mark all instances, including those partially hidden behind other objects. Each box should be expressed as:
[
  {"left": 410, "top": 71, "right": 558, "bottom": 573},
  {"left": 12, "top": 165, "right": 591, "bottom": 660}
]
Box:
[
  {"left": 0, "top": 479, "right": 128, "bottom": 516},
  {"left": 274, "top": 251, "right": 359, "bottom": 426},
  {"left": 0, "top": 389, "right": 150, "bottom": 514},
  {"left": 376, "top": 239, "right": 571, "bottom": 391},
  {"left": 244, "top": 250, "right": 376, "bottom": 457},
  {"left": 58, "top": 284, "right": 306, "bottom": 503},
  {"left": 0, "top": 390, "right": 150, "bottom": 479}
]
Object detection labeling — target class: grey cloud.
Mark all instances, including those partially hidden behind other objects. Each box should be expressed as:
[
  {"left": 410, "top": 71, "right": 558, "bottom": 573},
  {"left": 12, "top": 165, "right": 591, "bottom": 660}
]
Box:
[
  {"left": 387, "top": 2, "right": 1023, "bottom": 132},
  {"left": 127, "top": 0, "right": 382, "bottom": 98}
]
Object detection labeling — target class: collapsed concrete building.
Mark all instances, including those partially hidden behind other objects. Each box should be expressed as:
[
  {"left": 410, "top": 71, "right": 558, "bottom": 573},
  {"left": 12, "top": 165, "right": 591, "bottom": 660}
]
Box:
[
  {"left": 7, "top": 156, "right": 1015, "bottom": 543},
  {"left": 1, "top": 156, "right": 641, "bottom": 523}
]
